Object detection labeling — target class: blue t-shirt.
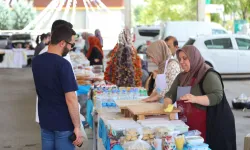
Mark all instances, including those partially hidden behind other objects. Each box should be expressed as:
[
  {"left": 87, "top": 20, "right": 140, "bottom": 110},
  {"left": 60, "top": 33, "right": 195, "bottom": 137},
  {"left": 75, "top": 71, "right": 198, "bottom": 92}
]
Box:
[{"left": 32, "top": 52, "right": 78, "bottom": 131}]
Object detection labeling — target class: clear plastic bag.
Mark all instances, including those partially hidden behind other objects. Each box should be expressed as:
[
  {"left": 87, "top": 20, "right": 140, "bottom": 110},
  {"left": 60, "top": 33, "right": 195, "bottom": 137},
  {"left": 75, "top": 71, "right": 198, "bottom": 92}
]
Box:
[
  {"left": 154, "top": 126, "right": 169, "bottom": 138},
  {"left": 141, "top": 127, "right": 155, "bottom": 142},
  {"left": 182, "top": 130, "right": 201, "bottom": 137},
  {"left": 124, "top": 128, "right": 139, "bottom": 141},
  {"left": 238, "top": 93, "right": 248, "bottom": 102},
  {"left": 123, "top": 135, "right": 152, "bottom": 150}
]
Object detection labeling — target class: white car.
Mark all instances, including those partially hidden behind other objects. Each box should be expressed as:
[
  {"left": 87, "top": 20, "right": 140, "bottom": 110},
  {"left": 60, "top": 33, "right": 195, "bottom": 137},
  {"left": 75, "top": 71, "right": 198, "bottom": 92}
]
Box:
[
  {"left": 132, "top": 25, "right": 160, "bottom": 52},
  {"left": 185, "top": 34, "right": 250, "bottom": 74},
  {"left": 161, "top": 21, "right": 228, "bottom": 47}
]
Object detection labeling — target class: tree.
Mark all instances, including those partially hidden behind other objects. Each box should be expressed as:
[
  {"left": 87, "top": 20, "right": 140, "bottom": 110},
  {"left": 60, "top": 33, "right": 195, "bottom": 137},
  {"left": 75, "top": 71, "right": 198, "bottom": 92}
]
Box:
[
  {"left": 0, "top": 0, "right": 13, "bottom": 30},
  {"left": 212, "top": 0, "right": 250, "bottom": 20},
  {"left": 134, "top": 0, "right": 197, "bottom": 25},
  {"left": 12, "top": 0, "right": 36, "bottom": 30},
  {"left": 238, "top": 0, "right": 250, "bottom": 20},
  {"left": 133, "top": 5, "right": 144, "bottom": 25},
  {"left": 211, "top": 14, "right": 221, "bottom": 23}
]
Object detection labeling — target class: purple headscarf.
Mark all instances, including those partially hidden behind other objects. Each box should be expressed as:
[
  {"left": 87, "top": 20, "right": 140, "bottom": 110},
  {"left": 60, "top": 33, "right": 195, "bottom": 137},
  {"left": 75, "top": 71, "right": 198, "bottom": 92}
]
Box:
[{"left": 95, "top": 29, "right": 103, "bottom": 47}]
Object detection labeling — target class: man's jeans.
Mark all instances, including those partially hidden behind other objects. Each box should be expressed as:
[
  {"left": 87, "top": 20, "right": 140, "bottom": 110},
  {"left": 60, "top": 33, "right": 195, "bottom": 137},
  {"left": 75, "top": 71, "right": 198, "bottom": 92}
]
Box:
[{"left": 41, "top": 128, "right": 75, "bottom": 150}]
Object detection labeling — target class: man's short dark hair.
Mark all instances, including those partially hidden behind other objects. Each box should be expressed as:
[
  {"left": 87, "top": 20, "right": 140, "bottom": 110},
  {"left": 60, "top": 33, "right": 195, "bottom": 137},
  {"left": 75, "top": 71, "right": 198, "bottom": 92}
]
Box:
[
  {"left": 51, "top": 26, "right": 76, "bottom": 45},
  {"left": 165, "top": 36, "right": 178, "bottom": 47},
  {"left": 51, "top": 20, "right": 73, "bottom": 32}
]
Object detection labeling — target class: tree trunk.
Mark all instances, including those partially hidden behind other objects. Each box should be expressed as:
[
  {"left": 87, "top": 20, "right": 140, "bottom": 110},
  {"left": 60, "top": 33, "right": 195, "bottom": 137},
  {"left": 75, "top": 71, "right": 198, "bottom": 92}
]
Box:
[{"left": 242, "top": 10, "right": 247, "bottom": 20}]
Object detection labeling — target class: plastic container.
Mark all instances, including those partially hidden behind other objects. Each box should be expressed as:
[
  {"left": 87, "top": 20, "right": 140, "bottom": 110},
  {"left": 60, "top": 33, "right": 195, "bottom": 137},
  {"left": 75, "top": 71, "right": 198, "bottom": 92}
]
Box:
[
  {"left": 92, "top": 65, "right": 103, "bottom": 70},
  {"left": 185, "top": 136, "right": 204, "bottom": 146},
  {"left": 182, "top": 130, "right": 201, "bottom": 137},
  {"left": 175, "top": 135, "right": 185, "bottom": 150},
  {"left": 185, "top": 143, "right": 209, "bottom": 150}
]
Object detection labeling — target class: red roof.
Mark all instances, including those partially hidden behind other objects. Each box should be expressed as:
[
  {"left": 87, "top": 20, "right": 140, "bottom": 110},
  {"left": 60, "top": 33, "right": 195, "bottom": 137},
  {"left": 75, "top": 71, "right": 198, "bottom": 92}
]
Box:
[{"left": 33, "top": 0, "right": 124, "bottom": 8}]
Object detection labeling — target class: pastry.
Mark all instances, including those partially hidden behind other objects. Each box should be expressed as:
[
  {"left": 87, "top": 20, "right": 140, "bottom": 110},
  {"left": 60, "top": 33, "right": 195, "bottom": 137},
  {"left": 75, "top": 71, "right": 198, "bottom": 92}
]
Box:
[{"left": 125, "top": 135, "right": 131, "bottom": 141}]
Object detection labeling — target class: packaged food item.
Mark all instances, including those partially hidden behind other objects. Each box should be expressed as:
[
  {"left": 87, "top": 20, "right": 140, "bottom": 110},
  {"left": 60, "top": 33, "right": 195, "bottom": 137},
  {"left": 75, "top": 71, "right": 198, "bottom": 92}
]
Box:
[
  {"left": 175, "top": 135, "right": 185, "bottom": 150},
  {"left": 122, "top": 136, "right": 152, "bottom": 150},
  {"left": 141, "top": 127, "right": 155, "bottom": 143},
  {"left": 185, "top": 136, "right": 204, "bottom": 146},
  {"left": 163, "top": 135, "right": 176, "bottom": 150},
  {"left": 77, "top": 80, "right": 91, "bottom": 85},
  {"left": 124, "top": 128, "right": 139, "bottom": 141},
  {"left": 182, "top": 130, "right": 201, "bottom": 137},
  {"left": 154, "top": 126, "right": 169, "bottom": 138},
  {"left": 107, "top": 120, "right": 141, "bottom": 140},
  {"left": 170, "top": 120, "right": 189, "bottom": 133}
]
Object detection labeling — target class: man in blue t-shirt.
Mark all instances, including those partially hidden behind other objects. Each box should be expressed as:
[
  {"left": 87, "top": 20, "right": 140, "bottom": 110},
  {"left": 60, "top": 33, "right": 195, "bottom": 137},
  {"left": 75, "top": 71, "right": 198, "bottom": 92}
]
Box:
[{"left": 32, "top": 25, "right": 83, "bottom": 150}]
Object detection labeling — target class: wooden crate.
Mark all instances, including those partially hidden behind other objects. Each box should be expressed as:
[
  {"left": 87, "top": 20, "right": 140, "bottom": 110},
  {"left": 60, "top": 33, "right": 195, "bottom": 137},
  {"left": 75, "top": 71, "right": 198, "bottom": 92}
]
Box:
[{"left": 126, "top": 103, "right": 180, "bottom": 120}]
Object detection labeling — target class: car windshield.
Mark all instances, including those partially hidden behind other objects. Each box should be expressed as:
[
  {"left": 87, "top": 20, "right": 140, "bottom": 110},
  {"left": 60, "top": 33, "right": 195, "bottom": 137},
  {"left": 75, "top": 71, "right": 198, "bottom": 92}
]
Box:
[
  {"left": 11, "top": 34, "right": 31, "bottom": 40},
  {"left": 184, "top": 39, "right": 196, "bottom": 46}
]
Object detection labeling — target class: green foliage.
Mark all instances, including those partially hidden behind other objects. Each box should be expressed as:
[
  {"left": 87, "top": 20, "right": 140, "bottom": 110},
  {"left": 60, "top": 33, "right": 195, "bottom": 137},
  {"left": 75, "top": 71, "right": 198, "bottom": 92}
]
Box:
[
  {"left": 211, "top": 14, "right": 221, "bottom": 23},
  {"left": 212, "top": 0, "right": 250, "bottom": 20},
  {"left": 134, "top": 0, "right": 197, "bottom": 25},
  {"left": 134, "top": 0, "right": 250, "bottom": 25},
  {"left": 12, "top": 0, "right": 36, "bottom": 30},
  {"left": 0, "top": 0, "right": 13, "bottom": 30}
]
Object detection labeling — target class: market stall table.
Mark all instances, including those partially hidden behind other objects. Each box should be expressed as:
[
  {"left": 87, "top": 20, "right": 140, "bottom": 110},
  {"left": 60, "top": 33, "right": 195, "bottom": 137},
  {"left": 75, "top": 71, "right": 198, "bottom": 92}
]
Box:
[{"left": 126, "top": 103, "right": 180, "bottom": 120}]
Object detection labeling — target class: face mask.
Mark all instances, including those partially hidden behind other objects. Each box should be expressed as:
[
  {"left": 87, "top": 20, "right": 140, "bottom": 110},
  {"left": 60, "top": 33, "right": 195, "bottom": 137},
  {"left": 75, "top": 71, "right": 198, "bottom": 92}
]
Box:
[{"left": 62, "top": 45, "right": 69, "bottom": 57}]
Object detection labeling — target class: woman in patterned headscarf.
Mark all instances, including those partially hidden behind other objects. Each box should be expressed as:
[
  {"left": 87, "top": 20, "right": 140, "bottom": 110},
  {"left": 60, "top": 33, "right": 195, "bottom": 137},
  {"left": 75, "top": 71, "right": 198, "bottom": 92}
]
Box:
[
  {"left": 142, "top": 40, "right": 181, "bottom": 103},
  {"left": 104, "top": 28, "right": 142, "bottom": 87}
]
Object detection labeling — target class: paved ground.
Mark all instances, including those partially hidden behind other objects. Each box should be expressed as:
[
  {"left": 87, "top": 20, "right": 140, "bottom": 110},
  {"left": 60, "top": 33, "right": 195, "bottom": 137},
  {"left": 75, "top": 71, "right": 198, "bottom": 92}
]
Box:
[{"left": 0, "top": 68, "right": 249, "bottom": 150}]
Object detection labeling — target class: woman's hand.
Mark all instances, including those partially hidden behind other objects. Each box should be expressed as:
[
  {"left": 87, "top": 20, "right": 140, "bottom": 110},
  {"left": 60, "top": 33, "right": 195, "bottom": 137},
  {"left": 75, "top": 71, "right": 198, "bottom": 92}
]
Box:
[
  {"left": 180, "top": 94, "right": 197, "bottom": 103},
  {"left": 164, "top": 98, "right": 173, "bottom": 108},
  {"left": 180, "top": 94, "right": 210, "bottom": 106},
  {"left": 142, "top": 96, "right": 158, "bottom": 103}
]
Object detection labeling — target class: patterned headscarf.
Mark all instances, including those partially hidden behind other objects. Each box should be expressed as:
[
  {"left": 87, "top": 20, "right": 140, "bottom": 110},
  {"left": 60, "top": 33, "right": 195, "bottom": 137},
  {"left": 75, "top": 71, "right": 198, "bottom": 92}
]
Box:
[
  {"left": 146, "top": 40, "right": 172, "bottom": 74},
  {"left": 115, "top": 29, "right": 135, "bottom": 87}
]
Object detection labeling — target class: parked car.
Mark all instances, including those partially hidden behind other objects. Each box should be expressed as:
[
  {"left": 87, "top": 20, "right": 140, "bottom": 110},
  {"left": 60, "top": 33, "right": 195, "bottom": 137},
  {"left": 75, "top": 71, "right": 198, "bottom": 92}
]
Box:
[
  {"left": 132, "top": 25, "right": 160, "bottom": 52},
  {"left": 0, "top": 34, "right": 11, "bottom": 49},
  {"left": 133, "top": 21, "right": 228, "bottom": 54},
  {"left": 160, "top": 21, "right": 228, "bottom": 47},
  {"left": 9, "top": 34, "right": 33, "bottom": 48},
  {"left": 184, "top": 34, "right": 250, "bottom": 74}
]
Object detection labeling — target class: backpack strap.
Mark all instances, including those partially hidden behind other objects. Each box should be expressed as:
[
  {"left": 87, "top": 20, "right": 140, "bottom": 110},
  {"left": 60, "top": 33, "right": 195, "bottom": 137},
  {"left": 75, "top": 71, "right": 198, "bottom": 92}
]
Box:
[{"left": 199, "top": 68, "right": 224, "bottom": 95}]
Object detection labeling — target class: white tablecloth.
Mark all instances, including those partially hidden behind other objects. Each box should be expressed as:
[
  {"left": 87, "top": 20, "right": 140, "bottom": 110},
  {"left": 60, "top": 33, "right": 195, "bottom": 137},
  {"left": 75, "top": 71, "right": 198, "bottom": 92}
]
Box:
[{"left": 0, "top": 49, "right": 30, "bottom": 68}]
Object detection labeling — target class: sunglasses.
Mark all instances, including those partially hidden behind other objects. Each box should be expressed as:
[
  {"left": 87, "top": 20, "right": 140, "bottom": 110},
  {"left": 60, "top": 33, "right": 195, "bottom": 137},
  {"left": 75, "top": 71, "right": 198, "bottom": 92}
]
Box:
[{"left": 65, "top": 41, "right": 75, "bottom": 49}]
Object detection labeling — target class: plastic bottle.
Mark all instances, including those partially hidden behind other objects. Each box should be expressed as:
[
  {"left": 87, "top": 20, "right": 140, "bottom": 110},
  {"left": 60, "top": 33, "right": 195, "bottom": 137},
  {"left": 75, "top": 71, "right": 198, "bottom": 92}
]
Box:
[
  {"left": 143, "top": 89, "right": 148, "bottom": 96},
  {"left": 117, "top": 89, "right": 121, "bottom": 100},
  {"left": 129, "top": 89, "right": 134, "bottom": 100},
  {"left": 101, "top": 90, "right": 107, "bottom": 109},
  {"left": 121, "top": 89, "right": 127, "bottom": 100},
  {"left": 134, "top": 88, "right": 140, "bottom": 100}
]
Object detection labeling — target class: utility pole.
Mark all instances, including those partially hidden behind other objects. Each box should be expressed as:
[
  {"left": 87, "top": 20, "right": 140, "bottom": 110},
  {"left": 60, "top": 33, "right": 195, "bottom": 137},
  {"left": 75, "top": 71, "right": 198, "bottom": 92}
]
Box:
[
  {"left": 124, "top": 0, "right": 132, "bottom": 29},
  {"left": 197, "top": 0, "right": 206, "bottom": 21}
]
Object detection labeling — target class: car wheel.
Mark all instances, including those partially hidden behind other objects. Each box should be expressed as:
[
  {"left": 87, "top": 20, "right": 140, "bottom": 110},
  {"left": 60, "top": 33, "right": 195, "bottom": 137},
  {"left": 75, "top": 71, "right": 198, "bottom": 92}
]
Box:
[{"left": 205, "top": 61, "right": 213, "bottom": 67}]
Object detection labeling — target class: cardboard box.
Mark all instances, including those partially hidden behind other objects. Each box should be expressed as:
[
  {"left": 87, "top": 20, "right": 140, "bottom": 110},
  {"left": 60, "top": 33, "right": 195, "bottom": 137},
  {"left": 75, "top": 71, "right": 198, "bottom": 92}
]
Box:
[{"left": 244, "top": 133, "right": 250, "bottom": 150}]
